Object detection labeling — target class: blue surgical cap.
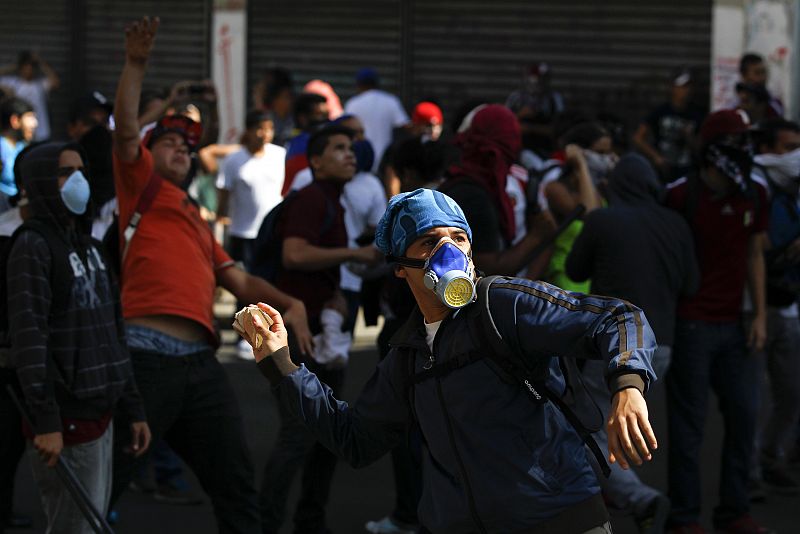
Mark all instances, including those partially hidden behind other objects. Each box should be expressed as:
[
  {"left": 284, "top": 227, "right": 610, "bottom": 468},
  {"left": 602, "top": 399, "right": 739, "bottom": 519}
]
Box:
[{"left": 375, "top": 188, "right": 472, "bottom": 257}]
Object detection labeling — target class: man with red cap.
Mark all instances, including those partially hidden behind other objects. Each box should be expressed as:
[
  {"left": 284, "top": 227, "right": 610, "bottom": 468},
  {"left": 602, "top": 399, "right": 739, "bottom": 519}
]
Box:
[
  {"left": 108, "top": 18, "right": 312, "bottom": 532},
  {"left": 664, "top": 109, "right": 771, "bottom": 534}
]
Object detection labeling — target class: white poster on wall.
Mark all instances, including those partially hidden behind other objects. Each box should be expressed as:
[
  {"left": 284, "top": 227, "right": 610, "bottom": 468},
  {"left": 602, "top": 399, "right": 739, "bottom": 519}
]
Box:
[
  {"left": 212, "top": 8, "right": 246, "bottom": 144},
  {"left": 711, "top": 0, "right": 797, "bottom": 118},
  {"left": 712, "top": 3, "right": 746, "bottom": 111}
]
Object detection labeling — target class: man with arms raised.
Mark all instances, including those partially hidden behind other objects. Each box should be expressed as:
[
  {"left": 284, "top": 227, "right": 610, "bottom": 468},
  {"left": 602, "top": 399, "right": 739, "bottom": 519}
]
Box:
[{"left": 109, "top": 17, "right": 311, "bottom": 533}]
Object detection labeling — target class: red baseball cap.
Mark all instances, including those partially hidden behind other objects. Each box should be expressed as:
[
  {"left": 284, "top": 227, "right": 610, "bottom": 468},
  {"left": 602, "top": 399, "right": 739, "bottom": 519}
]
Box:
[
  {"left": 699, "top": 109, "right": 751, "bottom": 144},
  {"left": 412, "top": 102, "right": 443, "bottom": 126},
  {"left": 143, "top": 114, "right": 203, "bottom": 152}
]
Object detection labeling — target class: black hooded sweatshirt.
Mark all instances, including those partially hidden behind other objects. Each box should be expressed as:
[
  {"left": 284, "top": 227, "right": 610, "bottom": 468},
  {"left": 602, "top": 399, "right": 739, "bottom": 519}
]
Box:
[
  {"left": 565, "top": 153, "right": 699, "bottom": 346},
  {"left": 8, "top": 142, "right": 144, "bottom": 435}
]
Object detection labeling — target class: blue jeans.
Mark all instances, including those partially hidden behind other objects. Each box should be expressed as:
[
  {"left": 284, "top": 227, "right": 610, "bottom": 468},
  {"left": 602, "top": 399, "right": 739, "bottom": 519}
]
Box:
[{"left": 667, "top": 319, "right": 758, "bottom": 526}]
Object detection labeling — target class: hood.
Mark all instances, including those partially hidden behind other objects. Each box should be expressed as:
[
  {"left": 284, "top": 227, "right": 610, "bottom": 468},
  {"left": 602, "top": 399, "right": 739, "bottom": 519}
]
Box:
[
  {"left": 605, "top": 153, "right": 663, "bottom": 206},
  {"left": 16, "top": 141, "right": 93, "bottom": 233}
]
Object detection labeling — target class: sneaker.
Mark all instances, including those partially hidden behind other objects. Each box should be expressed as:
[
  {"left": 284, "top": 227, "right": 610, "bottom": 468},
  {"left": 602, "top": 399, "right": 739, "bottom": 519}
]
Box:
[
  {"left": 364, "top": 516, "right": 418, "bottom": 534},
  {"left": 236, "top": 338, "right": 255, "bottom": 361},
  {"left": 747, "top": 478, "right": 766, "bottom": 503},
  {"left": 714, "top": 514, "right": 774, "bottom": 534},
  {"left": 667, "top": 523, "right": 707, "bottom": 534},
  {"left": 153, "top": 482, "right": 203, "bottom": 506},
  {"left": 635, "top": 494, "right": 670, "bottom": 534},
  {"left": 762, "top": 465, "right": 800, "bottom": 494}
]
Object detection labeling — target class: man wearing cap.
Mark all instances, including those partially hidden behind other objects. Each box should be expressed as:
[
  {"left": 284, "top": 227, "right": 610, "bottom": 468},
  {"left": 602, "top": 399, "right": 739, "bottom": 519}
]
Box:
[
  {"left": 108, "top": 18, "right": 312, "bottom": 533},
  {"left": 632, "top": 68, "right": 705, "bottom": 182},
  {"left": 244, "top": 187, "right": 658, "bottom": 534},
  {"left": 665, "top": 109, "right": 771, "bottom": 534},
  {"left": 67, "top": 91, "right": 113, "bottom": 141},
  {"left": 380, "top": 101, "right": 446, "bottom": 198},
  {"left": 344, "top": 67, "right": 409, "bottom": 173}
]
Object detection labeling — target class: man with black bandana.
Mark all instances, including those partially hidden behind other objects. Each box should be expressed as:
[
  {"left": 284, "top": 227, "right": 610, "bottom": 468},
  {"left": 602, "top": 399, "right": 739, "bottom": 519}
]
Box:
[{"left": 664, "top": 109, "right": 771, "bottom": 534}]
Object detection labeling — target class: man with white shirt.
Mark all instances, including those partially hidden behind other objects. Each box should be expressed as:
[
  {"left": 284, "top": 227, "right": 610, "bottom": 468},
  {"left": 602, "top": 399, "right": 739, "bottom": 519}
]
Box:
[
  {"left": 344, "top": 68, "right": 408, "bottom": 172},
  {"left": 218, "top": 110, "right": 286, "bottom": 359},
  {"left": 218, "top": 109, "right": 285, "bottom": 273},
  {"left": 0, "top": 51, "right": 59, "bottom": 141}
]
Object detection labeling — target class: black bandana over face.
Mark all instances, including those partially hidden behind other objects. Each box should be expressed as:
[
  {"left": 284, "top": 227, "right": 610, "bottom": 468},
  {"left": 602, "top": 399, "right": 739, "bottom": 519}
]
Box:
[{"left": 705, "top": 142, "right": 753, "bottom": 192}]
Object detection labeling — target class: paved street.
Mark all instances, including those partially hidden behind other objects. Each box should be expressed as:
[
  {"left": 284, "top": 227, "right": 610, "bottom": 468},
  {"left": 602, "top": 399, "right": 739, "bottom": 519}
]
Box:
[{"left": 7, "top": 304, "right": 799, "bottom": 533}]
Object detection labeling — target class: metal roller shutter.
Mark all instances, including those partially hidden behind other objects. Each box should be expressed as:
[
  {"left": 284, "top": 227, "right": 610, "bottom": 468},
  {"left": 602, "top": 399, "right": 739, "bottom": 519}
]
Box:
[
  {"left": 248, "top": 0, "right": 403, "bottom": 108},
  {"left": 84, "top": 0, "right": 212, "bottom": 102},
  {"left": 411, "top": 1, "right": 712, "bottom": 131},
  {"left": 0, "top": 0, "right": 73, "bottom": 139}
]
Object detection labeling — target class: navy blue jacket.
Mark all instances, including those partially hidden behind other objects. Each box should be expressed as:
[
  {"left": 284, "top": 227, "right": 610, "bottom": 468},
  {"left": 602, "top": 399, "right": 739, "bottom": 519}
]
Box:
[{"left": 265, "top": 277, "right": 656, "bottom": 533}]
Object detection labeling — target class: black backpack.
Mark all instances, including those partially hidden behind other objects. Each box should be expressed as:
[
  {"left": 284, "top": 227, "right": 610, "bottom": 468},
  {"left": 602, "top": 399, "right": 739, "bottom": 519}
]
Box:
[
  {"left": 406, "top": 275, "right": 610, "bottom": 477},
  {"left": 251, "top": 182, "right": 336, "bottom": 282},
  {"left": 0, "top": 219, "right": 75, "bottom": 362}
]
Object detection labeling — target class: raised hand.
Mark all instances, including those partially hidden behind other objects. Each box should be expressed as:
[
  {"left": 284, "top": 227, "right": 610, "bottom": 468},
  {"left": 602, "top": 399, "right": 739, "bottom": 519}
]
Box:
[
  {"left": 249, "top": 302, "right": 290, "bottom": 361},
  {"left": 125, "top": 16, "right": 160, "bottom": 65}
]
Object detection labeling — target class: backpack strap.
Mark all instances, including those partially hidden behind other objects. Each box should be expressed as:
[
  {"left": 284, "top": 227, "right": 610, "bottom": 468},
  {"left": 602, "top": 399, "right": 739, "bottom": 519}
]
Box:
[
  {"left": 121, "top": 173, "right": 162, "bottom": 262},
  {"left": 467, "top": 275, "right": 612, "bottom": 478}
]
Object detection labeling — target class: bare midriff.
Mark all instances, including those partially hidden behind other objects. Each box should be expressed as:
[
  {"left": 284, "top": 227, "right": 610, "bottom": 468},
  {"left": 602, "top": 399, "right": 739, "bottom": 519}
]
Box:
[{"left": 126, "top": 314, "right": 209, "bottom": 343}]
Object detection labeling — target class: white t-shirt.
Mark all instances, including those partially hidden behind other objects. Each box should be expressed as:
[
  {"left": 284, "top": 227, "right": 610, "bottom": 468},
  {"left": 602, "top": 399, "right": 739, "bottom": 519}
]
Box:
[
  {"left": 340, "top": 172, "right": 387, "bottom": 292},
  {"left": 289, "top": 167, "right": 313, "bottom": 193},
  {"left": 0, "top": 76, "right": 52, "bottom": 140},
  {"left": 344, "top": 89, "right": 409, "bottom": 172},
  {"left": 424, "top": 319, "right": 442, "bottom": 352},
  {"left": 217, "top": 144, "right": 286, "bottom": 239}
]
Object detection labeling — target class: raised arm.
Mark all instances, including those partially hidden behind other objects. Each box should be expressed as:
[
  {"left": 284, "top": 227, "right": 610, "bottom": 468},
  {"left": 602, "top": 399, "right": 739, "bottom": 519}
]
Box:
[
  {"left": 113, "top": 17, "right": 160, "bottom": 163},
  {"left": 34, "top": 53, "right": 60, "bottom": 91}
]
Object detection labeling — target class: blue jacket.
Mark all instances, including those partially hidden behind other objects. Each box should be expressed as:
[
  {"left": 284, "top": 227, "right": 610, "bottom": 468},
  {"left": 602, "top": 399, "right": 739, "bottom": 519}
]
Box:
[{"left": 266, "top": 277, "right": 656, "bottom": 533}]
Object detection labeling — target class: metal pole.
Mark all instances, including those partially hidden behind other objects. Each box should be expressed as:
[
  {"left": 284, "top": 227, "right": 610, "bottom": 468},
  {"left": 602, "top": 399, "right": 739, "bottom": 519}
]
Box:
[{"left": 6, "top": 385, "right": 115, "bottom": 534}]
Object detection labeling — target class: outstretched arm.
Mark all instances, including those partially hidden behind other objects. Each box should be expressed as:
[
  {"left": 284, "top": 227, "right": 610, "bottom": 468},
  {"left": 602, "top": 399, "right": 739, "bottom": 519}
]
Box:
[
  {"left": 245, "top": 303, "right": 407, "bottom": 468},
  {"left": 113, "top": 17, "right": 160, "bottom": 163}
]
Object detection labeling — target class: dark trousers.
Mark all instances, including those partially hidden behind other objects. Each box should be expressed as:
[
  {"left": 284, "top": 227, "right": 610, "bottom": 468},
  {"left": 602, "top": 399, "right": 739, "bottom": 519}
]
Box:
[
  {"left": 0, "top": 367, "right": 25, "bottom": 529},
  {"left": 111, "top": 349, "right": 260, "bottom": 534},
  {"left": 667, "top": 319, "right": 758, "bottom": 527},
  {"left": 229, "top": 236, "right": 257, "bottom": 272},
  {"left": 377, "top": 317, "right": 422, "bottom": 526},
  {"left": 229, "top": 236, "right": 258, "bottom": 314},
  {"left": 260, "top": 335, "right": 344, "bottom": 534}
]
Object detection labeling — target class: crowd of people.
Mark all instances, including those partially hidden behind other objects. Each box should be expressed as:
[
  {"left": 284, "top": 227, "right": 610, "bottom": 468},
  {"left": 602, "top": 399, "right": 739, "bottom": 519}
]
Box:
[{"left": 0, "top": 14, "right": 798, "bottom": 534}]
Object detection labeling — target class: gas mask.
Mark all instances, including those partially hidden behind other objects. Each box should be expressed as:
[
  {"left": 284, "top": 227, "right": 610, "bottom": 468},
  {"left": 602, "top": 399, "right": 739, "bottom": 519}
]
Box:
[{"left": 391, "top": 238, "right": 476, "bottom": 309}]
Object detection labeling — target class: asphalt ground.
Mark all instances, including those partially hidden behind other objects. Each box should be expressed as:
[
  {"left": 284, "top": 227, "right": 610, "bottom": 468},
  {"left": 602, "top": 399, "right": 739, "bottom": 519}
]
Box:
[{"left": 7, "top": 296, "right": 799, "bottom": 533}]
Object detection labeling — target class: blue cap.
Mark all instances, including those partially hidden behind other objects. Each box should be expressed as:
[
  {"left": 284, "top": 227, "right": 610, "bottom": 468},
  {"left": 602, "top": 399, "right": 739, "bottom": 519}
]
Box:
[
  {"left": 356, "top": 67, "right": 379, "bottom": 85},
  {"left": 375, "top": 188, "right": 472, "bottom": 257}
]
